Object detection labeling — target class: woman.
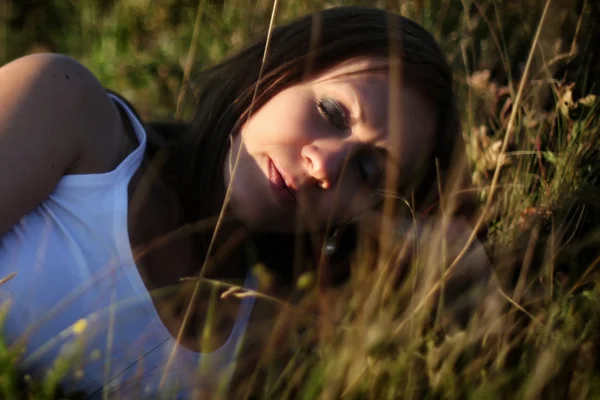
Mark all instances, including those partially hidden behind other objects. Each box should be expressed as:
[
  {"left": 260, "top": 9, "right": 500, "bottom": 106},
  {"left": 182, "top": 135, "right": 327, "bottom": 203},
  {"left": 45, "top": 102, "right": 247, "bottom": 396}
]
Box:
[{"left": 0, "top": 6, "right": 489, "bottom": 398}]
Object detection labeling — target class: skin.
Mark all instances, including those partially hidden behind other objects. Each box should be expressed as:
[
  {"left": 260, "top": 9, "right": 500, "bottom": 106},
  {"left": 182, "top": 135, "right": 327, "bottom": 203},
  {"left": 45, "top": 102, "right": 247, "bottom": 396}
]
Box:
[
  {"left": 0, "top": 53, "right": 494, "bottom": 355},
  {"left": 224, "top": 57, "right": 437, "bottom": 233},
  {"left": 0, "top": 53, "right": 133, "bottom": 238}
]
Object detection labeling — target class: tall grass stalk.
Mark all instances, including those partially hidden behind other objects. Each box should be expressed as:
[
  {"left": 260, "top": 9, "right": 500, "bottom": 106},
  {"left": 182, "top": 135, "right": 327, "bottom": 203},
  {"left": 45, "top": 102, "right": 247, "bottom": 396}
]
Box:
[{"left": 0, "top": 0, "right": 599, "bottom": 398}]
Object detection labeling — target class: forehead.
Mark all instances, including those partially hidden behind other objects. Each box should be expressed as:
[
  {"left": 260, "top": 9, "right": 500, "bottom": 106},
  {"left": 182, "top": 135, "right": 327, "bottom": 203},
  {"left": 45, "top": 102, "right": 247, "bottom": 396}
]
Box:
[{"left": 311, "top": 56, "right": 389, "bottom": 82}]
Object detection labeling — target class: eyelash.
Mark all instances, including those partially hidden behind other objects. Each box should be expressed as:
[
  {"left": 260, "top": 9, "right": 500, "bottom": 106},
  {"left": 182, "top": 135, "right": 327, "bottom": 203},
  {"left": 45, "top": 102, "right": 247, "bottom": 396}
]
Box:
[
  {"left": 316, "top": 98, "right": 382, "bottom": 188},
  {"left": 317, "top": 98, "right": 348, "bottom": 130}
]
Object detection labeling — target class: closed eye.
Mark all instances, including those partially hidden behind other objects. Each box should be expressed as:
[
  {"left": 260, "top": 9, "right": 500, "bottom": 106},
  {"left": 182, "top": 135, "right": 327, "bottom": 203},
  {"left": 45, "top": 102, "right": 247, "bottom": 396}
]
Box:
[{"left": 317, "top": 98, "right": 348, "bottom": 130}]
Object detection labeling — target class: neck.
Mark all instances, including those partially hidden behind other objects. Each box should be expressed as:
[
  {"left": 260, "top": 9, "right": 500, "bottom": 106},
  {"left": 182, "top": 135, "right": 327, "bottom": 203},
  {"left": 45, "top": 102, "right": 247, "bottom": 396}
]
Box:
[{"left": 130, "top": 162, "right": 257, "bottom": 288}]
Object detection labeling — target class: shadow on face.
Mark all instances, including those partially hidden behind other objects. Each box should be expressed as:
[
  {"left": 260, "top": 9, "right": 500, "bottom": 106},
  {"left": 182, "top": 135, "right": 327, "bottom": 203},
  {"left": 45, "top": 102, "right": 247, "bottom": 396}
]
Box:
[{"left": 224, "top": 56, "right": 437, "bottom": 234}]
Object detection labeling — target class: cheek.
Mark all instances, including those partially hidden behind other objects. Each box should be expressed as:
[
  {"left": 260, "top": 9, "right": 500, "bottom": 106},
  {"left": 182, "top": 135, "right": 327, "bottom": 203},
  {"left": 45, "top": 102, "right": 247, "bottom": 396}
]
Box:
[{"left": 241, "top": 90, "right": 315, "bottom": 148}]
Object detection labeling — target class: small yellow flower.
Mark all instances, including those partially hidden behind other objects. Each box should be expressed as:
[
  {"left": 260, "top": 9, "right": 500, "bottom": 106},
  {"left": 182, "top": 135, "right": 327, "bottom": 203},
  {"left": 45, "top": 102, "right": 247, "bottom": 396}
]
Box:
[
  {"left": 296, "top": 272, "right": 314, "bottom": 290},
  {"left": 89, "top": 349, "right": 101, "bottom": 361},
  {"left": 71, "top": 318, "right": 88, "bottom": 335},
  {"left": 252, "top": 263, "right": 274, "bottom": 291}
]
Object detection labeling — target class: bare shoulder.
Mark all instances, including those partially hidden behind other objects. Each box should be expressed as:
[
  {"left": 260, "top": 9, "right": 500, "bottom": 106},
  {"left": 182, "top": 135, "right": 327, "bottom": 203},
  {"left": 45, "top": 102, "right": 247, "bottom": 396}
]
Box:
[
  {"left": 1, "top": 53, "right": 116, "bottom": 127},
  {"left": 0, "top": 53, "right": 126, "bottom": 236},
  {"left": 0, "top": 53, "right": 124, "bottom": 173}
]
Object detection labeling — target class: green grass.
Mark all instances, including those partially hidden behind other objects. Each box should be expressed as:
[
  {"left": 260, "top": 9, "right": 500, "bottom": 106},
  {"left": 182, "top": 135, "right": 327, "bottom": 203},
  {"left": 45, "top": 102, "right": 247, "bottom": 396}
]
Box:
[{"left": 1, "top": 0, "right": 599, "bottom": 398}]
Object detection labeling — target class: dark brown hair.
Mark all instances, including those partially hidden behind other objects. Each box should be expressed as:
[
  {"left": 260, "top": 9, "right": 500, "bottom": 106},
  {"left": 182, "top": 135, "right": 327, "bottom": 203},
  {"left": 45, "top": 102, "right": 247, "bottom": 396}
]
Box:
[{"left": 157, "top": 6, "right": 469, "bottom": 279}]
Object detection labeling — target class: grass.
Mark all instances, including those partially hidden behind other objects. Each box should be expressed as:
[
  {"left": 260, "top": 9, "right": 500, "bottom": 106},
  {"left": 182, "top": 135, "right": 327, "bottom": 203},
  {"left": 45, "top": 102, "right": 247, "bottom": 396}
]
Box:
[{"left": 1, "top": 0, "right": 599, "bottom": 398}]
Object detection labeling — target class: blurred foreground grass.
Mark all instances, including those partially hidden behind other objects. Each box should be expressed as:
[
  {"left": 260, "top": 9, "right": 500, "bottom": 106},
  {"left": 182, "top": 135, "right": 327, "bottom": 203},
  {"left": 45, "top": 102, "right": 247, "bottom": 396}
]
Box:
[{"left": 1, "top": 0, "right": 599, "bottom": 398}]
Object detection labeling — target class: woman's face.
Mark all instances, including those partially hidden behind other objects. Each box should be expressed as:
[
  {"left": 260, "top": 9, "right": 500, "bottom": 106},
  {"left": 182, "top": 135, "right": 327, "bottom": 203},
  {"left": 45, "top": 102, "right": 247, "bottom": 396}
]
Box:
[{"left": 224, "top": 57, "right": 436, "bottom": 232}]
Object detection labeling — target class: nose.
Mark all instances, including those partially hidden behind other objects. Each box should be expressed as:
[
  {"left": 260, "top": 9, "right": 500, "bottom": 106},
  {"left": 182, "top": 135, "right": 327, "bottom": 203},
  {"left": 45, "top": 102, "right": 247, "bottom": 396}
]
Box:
[{"left": 301, "top": 139, "right": 350, "bottom": 189}]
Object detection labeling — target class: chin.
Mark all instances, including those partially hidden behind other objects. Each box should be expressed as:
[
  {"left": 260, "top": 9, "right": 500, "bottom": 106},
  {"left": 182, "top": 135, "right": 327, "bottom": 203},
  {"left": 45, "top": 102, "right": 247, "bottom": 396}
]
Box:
[
  {"left": 243, "top": 212, "right": 298, "bottom": 233},
  {"left": 229, "top": 194, "right": 298, "bottom": 233}
]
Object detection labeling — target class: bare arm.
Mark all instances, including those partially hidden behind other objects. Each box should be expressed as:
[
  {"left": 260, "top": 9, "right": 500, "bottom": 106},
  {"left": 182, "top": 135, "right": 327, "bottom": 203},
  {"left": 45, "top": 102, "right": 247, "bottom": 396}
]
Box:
[{"left": 0, "top": 53, "right": 124, "bottom": 237}]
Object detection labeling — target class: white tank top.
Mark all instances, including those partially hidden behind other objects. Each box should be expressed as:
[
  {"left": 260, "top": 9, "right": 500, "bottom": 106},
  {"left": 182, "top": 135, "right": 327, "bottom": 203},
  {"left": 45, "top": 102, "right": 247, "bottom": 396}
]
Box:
[{"left": 0, "top": 94, "right": 257, "bottom": 398}]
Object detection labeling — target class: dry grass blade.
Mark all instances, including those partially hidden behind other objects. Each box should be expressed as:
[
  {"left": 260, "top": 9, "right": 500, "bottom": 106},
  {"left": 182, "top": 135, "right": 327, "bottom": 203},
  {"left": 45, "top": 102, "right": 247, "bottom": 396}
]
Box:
[
  {"left": 496, "top": 287, "right": 542, "bottom": 326},
  {"left": 0, "top": 272, "right": 17, "bottom": 286},
  {"left": 1, "top": 1, "right": 598, "bottom": 398},
  {"left": 568, "top": 254, "right": 600, "bottom": 296},
  {"left": 452, "top": 0, "right": 554, "bottom": 273},
  {"left": 175, "top": 0, "right": 207, "bottom": 120},
  {"left": 160, "top": 0, "right": 281, "bottom": 389},
  {"left": 394, "top": 0, "right": 554, "bottom": 335}
]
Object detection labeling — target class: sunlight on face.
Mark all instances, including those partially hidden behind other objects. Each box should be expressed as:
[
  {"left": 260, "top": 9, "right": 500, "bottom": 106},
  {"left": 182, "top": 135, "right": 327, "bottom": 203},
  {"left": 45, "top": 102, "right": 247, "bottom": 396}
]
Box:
[{"left": 224, "top": 57, "right": 436, "bottom": 233}]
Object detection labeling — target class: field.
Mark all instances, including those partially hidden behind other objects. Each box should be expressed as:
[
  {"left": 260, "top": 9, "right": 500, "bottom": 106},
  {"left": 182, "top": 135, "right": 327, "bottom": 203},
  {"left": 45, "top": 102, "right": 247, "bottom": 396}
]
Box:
[{"left": 1, "top": 0, "right": 599, "bottom": 398}]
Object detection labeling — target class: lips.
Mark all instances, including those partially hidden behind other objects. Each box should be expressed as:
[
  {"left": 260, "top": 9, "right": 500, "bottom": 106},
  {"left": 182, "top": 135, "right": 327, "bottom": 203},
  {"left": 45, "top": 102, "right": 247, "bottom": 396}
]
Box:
[{"left": 268, "top": 158, "right": 297, "bottom": 207}]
